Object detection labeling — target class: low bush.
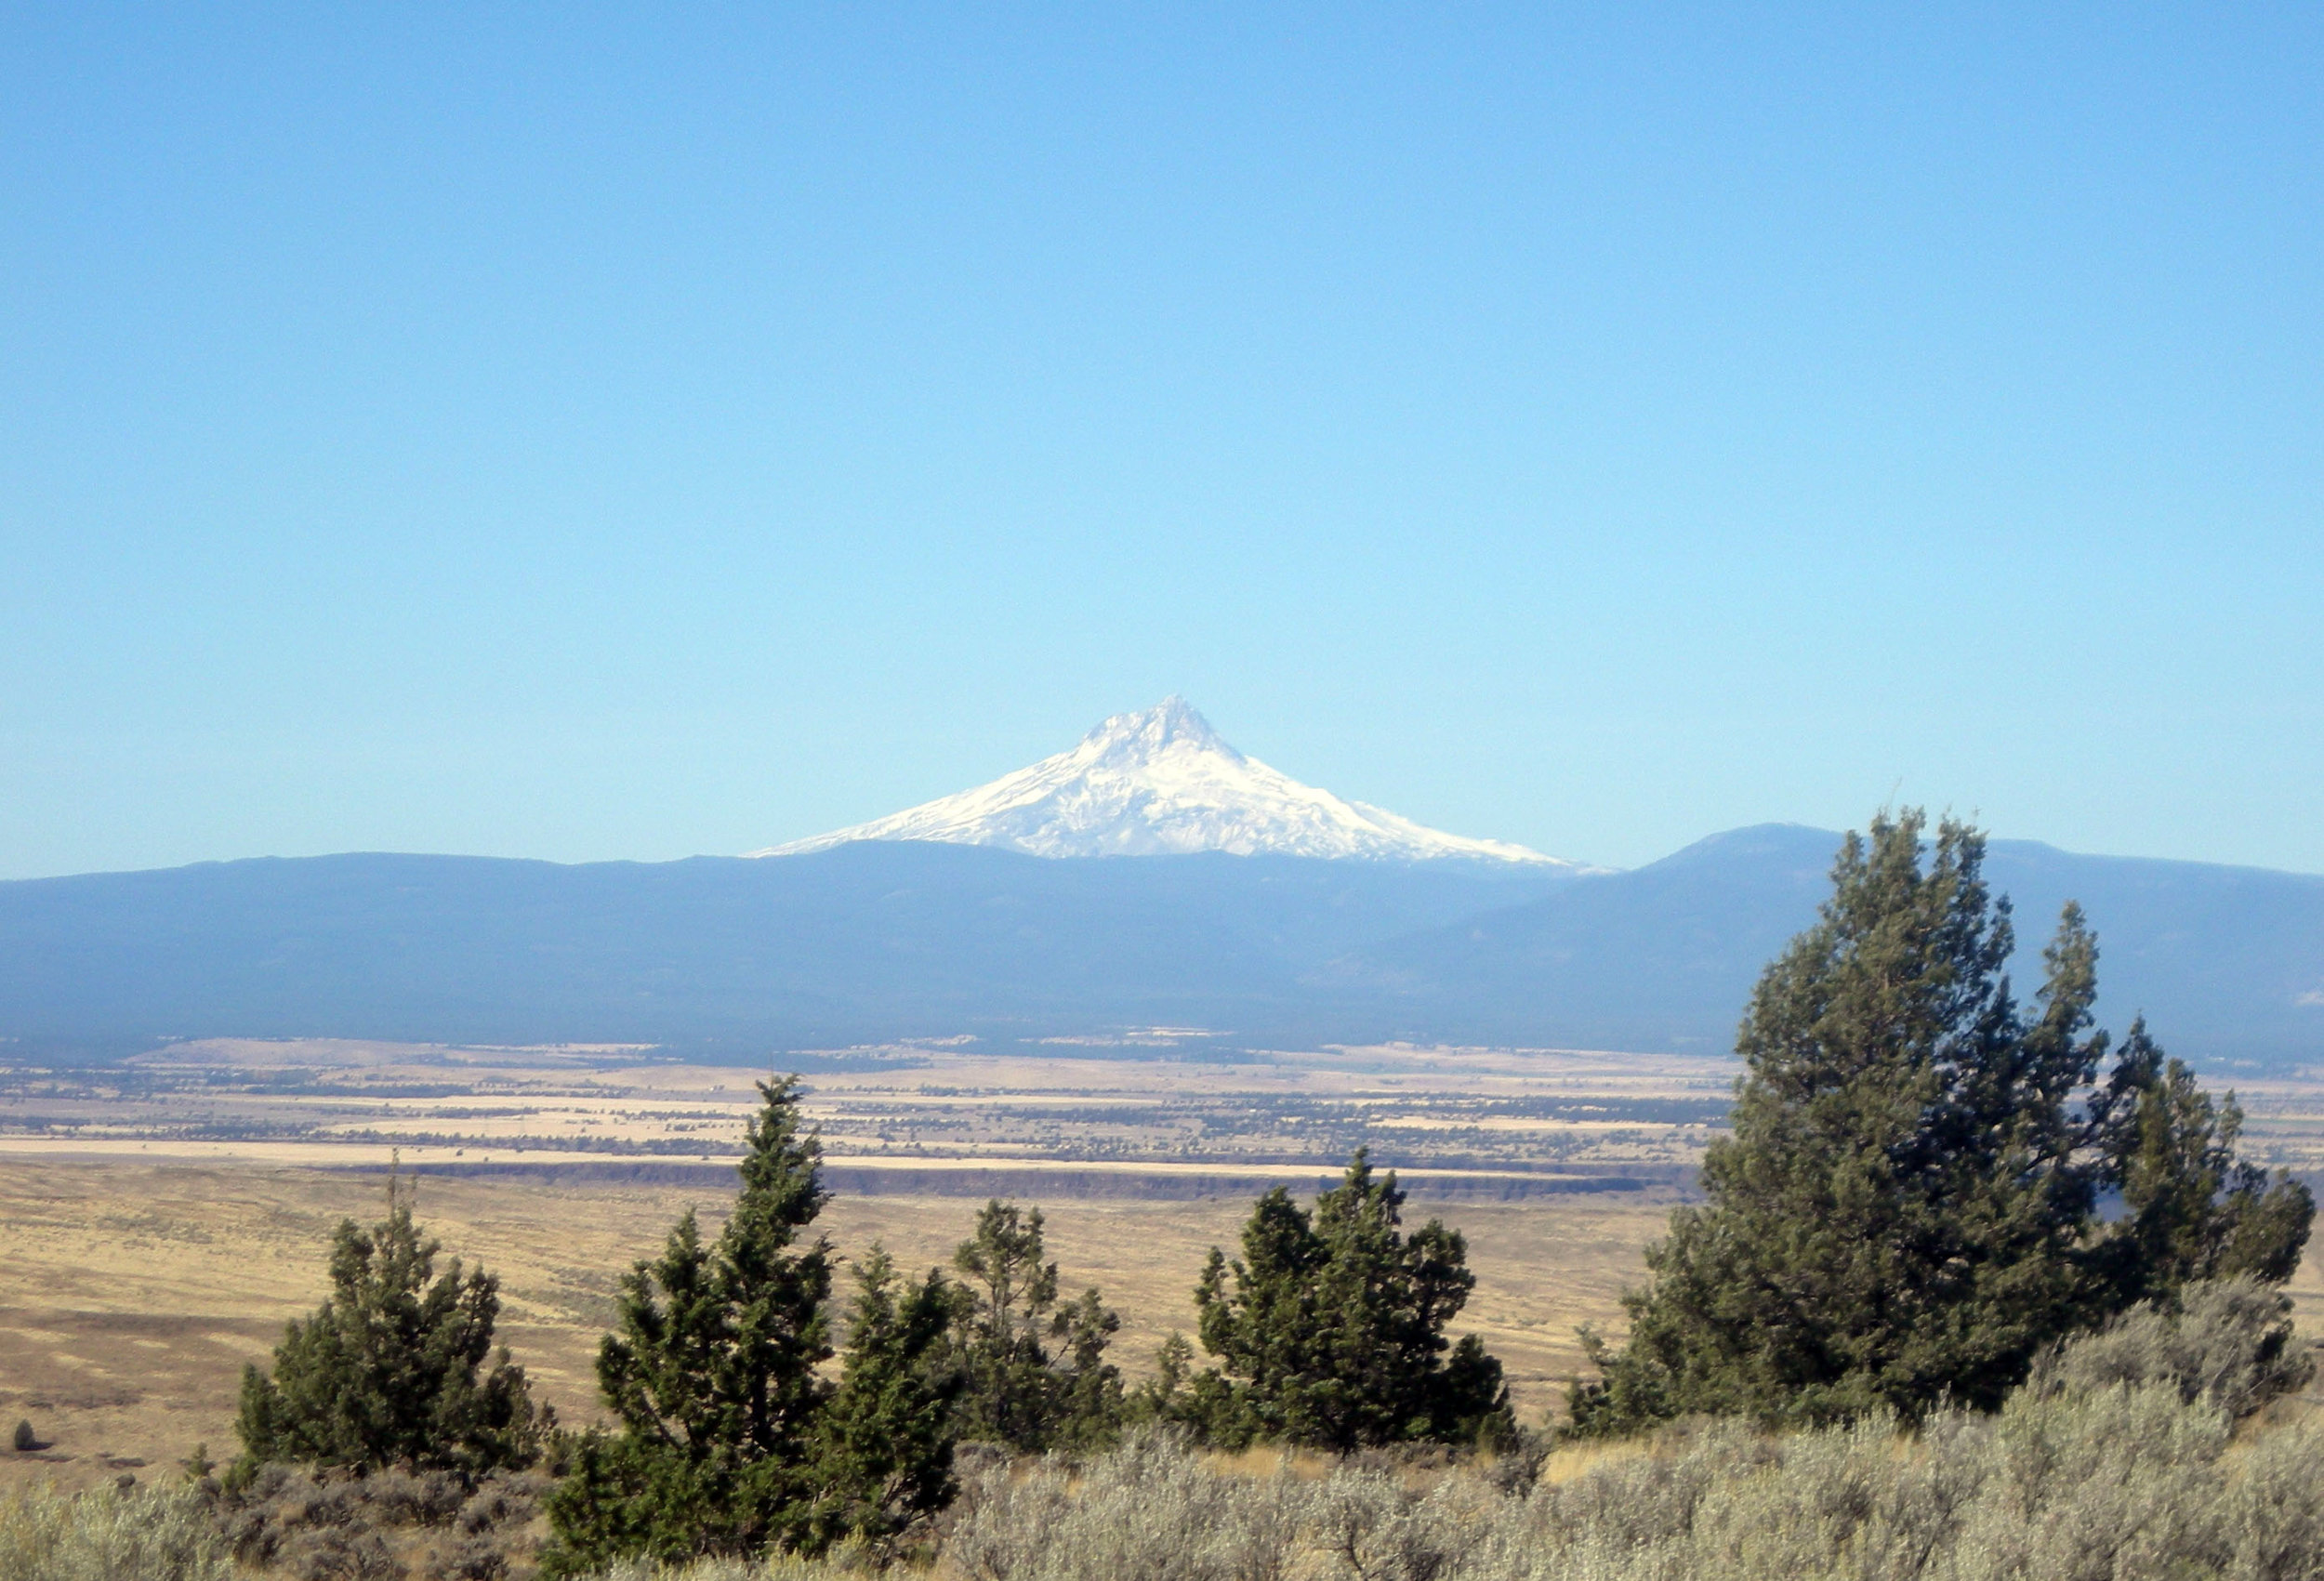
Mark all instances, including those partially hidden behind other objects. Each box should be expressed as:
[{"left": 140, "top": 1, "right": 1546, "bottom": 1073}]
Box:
[
  {"left": 2023, "top": 1274, "right": 2315, "bottom": 1420},
  {"left": 211, "top": 1461, "right": 549, "bottom": 1581},
  {"left": 946, "top": 1429, "right": 1316, "bottom": 1581},
  {"left": 562, "top": 1548, "right": 867, "bottom": 1581},
  {"left": 929, "top": 1392, "right": 2324, "bottom": 1581},
  {"left": 486, "top": 1275, "right": 2324, "bottom": 1581},
  {"left": 0, "top": 1483, "right": 232, "bottom": 1581}
]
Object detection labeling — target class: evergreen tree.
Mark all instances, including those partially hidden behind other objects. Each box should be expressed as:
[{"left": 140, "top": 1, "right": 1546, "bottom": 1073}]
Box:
[
  {"left": 807, "top": 1245, "right": 961, "bottom": 1554},
  {"left": 2093, "top": 1021, "right": 2314, "bottom": 1300},
  {"left": 542, "top": 1078, "right": 835, "bottom": 1573},
  {"left": 947, "top": 1200, "right": 1123, "bottom": 1452},
  {"left": 1191, "top": 1150, "right": 1510, "bottom": 1451},
  {"left": 235, "top": 1174, "right": 545, "bottom": 1475},
  {"left": 1047, "top": 1286, "right": 1126, "bottom": 1452},
  {"left": 1131, "top": 1331, "right": 1208, "bottom": 1429},
  {"left": 1570, "top": 811, "right": 2315, "bottom": 1434}
]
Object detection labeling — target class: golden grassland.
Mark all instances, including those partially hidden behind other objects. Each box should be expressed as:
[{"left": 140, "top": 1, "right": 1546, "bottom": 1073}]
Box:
[
  {"left": 1, "top": 1037, "right": 2319, "bottom": 1496},
  {"left": 0, "top": 1159, "right": 1680, "bottom": 1494}
]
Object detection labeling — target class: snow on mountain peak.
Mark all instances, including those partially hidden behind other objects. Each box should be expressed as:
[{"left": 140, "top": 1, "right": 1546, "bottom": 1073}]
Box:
[{"left": 747, "top": 699, "right": 1585, "bottom": 867}]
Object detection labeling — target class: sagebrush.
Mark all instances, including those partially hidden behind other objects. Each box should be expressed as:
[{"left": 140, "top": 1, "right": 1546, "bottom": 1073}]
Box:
[
  {"left": 939, "top": 1393, "right": 2324, "bottom": 1581},
  {"left": 924, "top": 1297, "right": 2324, "bottom": 1581},
  {"left": 211, "top": 1460, "right": 549, "bottom": 1581},
  {"left": 0, "top": 1483, "right": 232, "bottom": 1581}
]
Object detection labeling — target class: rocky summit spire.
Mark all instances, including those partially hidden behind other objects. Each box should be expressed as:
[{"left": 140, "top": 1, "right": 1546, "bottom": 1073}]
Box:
[{"left": 749, "top": 700, "right": 1580, "bottom": 865}]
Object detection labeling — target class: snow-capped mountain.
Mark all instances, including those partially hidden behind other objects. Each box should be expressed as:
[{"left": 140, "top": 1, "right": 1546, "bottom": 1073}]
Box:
[{"left": 749, "top": 697, "right": 1588, "bottom": 866}]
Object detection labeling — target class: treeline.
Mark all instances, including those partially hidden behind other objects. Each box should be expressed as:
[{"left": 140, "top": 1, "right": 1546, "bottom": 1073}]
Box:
[{"left": 197, "top": 810, "right": 2313, "bottom": 1579}]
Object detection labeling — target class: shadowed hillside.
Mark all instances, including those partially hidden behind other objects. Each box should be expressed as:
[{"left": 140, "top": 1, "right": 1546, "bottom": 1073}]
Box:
[
  {"left": 2, "top": 828, "right": 2318, "bottom": 1063},
  {"left": 1340, "top": 824, "right": 2324, "bottom": 1063}
]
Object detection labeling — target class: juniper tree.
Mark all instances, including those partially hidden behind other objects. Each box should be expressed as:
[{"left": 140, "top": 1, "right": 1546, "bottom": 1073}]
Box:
[
  {"left": 947, "top": 1199, "right": 1124, "bottom": 1452},
  {"left": 807, "top": 1245, "right": 961, "bottom": 1553},
  {"left": 542, "top": 1078, "right": 836, "bottom": 1573},
  {"left": 1569, "top": 810, "right": 2314, "bottom": 1434},
  {"left": 1191, "top": 1150, "right": 1511, "bottom": 1451},
  {"left": 2093, "top": 1020, "right": 2313, "bottom": 1301},
  {"left": 1048, "top": 1286, "right": 1126, "bottom": 1452},
  {"left": 235, "top": 1173, "right": 545, "bottom": 1476}
]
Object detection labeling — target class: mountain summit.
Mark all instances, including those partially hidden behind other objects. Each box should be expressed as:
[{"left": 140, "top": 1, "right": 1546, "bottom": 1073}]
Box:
[{"left": 749, "top": 697, "right": 1580, "bottom": 865}]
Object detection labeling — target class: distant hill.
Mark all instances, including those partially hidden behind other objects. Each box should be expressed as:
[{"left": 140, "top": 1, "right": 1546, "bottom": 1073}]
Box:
[
  {"left": 1, "top": 826, "right": 2317, "bottom": 1066},
  {"left": 0, "top": 843, "right": 1565, "bottom": 1058},
  {"left": 1332, "top": 824, "right": 2324, "bottom": 1064}
]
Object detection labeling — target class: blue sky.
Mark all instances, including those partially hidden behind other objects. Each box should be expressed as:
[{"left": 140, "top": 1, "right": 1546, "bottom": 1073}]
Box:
[{"left": 3, "top": 5, "right": 2318, "bottom": 878}]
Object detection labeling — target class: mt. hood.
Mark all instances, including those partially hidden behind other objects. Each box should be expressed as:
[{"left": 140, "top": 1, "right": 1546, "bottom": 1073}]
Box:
[{"left": 750, "top": 697, "right": 1582, "bottom": 866}]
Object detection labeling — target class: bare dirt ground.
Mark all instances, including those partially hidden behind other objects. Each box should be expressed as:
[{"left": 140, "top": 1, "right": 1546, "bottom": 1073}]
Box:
[{"left": 1, "top": 1037, "right": 2317, "bottom": 1495}]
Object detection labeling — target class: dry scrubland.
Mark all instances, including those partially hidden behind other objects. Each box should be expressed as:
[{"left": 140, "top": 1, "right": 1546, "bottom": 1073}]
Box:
[
  {"left": 1, "top": 1037, "right": 2320, "bottom": 1507},
  {"left": 0, "top": 1161, "right": 1673, "bottom": 1494},
  {"left": 0, "top": 1036, "right": 1726, "bottom": 1494},
  {"left": 16, "top": 1376, "right": 2324, "bottom": 1581}
]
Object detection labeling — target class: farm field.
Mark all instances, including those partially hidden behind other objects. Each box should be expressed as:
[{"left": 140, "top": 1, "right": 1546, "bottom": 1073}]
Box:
[{"left": 0, "top": 1037, "right": 1734, "bottom": 1181}]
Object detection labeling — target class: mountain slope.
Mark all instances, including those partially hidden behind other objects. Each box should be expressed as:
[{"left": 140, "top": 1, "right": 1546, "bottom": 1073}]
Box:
[
  {"left": 0, "top": 844, "right": 1565, "bottom": 1056},
  {"left": 1, "top": 826, "right": 2315, "bottom": 1064},
  {"left": 751, "top": 697, "right": 1580, "bottom": 866},
  {"left": 1337, "top": 824, "right": 2324, "bottom": 1063}
]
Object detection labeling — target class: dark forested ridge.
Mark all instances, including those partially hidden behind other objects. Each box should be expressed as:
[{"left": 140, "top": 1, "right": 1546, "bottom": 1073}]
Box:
[
  {"left": 0, "top": 843, "right": 1564, "bottom": 1056},
  {"left": 2, "top": 826, "right": 2318, "bottom": 1064}
]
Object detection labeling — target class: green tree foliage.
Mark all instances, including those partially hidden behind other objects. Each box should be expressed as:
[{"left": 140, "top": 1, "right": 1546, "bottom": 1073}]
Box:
[
  {"left": 235, "top": 1174, "right": 545, "bottom": 1475},
  {"left": 2093, "top": 1021, "right": 2314, "bottom": 1299},
  {"left": 543, "top": 1079, "right": 970, "bottom": 1574},
  {"left": 542, "top": 1078, "right": 837, "bottom": 1572},
  {"left": 1190, "top": 1150, "right": 1511, "bottom": 1451},
  {"left": 1049, "top": 1287, "right": 1127, "bottom": 1450},
  {"left": 948, "top": 1200, "right": 1124, "bottom": 1452},
  {"left": 807, "top": 1245, "right": 962, "bottom": 1553},
  {"left": 1570, "top": 810, "right": 2315, "bottom": 1434}
]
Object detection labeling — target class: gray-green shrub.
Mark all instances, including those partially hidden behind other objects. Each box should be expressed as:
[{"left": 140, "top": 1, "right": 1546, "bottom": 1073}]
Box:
[
  {"left": 569, "top": 1549, "right": 868, "bottom": 1581},
  {"left": 946, "top": 1429, "right": 1316, "bottom": 1581},
  {"left": 209, "top": 1460, "right": 548, "bottom": 1581},
  {"left": 555, "top": 1279, "right": 2324, "bottom": 1581},
  {"left": 2023, "top": 1274, "right": 2315, "bottom": 1420},
  {"left": 933, "top": 1390, "right": 2324, "bottom": 1581},
  {"left": 0, "top": 1483, "right": 232, "bottom": 1581}
]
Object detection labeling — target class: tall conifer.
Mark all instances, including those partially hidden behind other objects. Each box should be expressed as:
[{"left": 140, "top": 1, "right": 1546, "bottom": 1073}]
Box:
[
  {"left": 543, "top": 1078, "right": 835, "bottom": 1572},
  {"left": 2094, "top": 1021, "right": 2313, "bottom": 1298},
  {"left": 808, "top": 1245, "right": 961, "bottom": 1553},
  {"left": 1571, "top": 811, "right": 2314, "bottom": 1432}
]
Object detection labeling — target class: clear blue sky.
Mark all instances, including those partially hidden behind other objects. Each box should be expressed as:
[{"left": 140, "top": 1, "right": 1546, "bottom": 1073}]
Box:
[{"left": 4, "top": 6, "right": 2318, "bottom": 879}]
